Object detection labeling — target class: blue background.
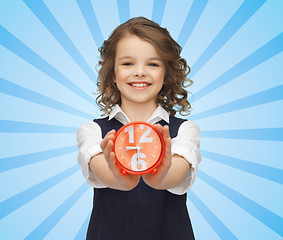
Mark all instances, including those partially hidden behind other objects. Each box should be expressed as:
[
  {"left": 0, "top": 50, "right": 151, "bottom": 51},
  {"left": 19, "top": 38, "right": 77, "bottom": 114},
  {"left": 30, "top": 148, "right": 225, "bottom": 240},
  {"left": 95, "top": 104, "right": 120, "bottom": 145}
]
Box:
[{"left": 0, "top": 0, "right": 282, "bottom": 239}]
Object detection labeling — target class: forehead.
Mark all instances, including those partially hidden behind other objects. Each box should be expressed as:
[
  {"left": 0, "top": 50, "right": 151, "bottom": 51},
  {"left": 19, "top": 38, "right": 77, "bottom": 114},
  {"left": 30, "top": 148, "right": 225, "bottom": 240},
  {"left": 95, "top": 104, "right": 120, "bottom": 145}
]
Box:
[{"left": 115, "top": 35, "right": 161, "bottom": 59}]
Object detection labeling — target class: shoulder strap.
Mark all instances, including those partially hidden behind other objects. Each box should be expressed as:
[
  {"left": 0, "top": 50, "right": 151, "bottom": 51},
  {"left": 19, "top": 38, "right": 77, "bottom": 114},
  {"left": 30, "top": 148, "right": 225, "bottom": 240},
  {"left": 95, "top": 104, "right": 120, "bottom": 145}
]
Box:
[
  {"left": 168, "top": 116, "right": 187, "bottom": 138},
  {"left": 93, "top": 117, "right": 123, "bottom": 138},
  {"left": 156, "top": 116, "right": 186, "bottom": 139}
]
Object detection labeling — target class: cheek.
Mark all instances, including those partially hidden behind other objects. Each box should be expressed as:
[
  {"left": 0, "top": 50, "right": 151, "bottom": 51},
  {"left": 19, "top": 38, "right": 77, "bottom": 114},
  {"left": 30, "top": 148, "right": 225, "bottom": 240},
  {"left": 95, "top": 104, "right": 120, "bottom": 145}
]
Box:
[
  {"left": 156, "top": 71, "right": 165, "bottom": 84},
  {"left": 115, "top": 68, "right": 128, "bottom": 82},
  {"left": 114, "top": 69, "right": 126, "bottom": 91}
]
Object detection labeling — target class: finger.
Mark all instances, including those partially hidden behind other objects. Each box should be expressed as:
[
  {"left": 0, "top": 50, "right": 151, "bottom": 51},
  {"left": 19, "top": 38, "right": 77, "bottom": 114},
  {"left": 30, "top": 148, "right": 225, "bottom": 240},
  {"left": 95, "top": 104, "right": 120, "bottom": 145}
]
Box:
[
  {"left": 104, "top": 129, "right": 116, "bottom": 140},
  {"left": 108, "top": 129, "right": 116, "bottom": 134},
  {"left": 154, "top": 124, "right": 163, "bottom": 136},
  {"left": 165, "top": 136, "right": 171, "bottom": 157},
  {"left": 107, "top": 150, "right": 117, "bottom": 171},
  {"left": 104, "top": 139, "right": 114, "bottom": 163},
  {"left": 163, "top": 126, "right": 171, "bottom": 158},
  {"left": 163, "top": 137, "right": 172, "bottom": 168},
  {"left": 163, "top": 125, "right": 170, "bottom": 140},
  {"left": 100, "top": 137, "right": 108, "bottom": 150},
  {"left": 100, "top": 130, "right": 116, "bottom": 150},
  {"left": 109, "top": 152, "right": 125, "bottom": 177},
  {"left": 106, "top": 130, "right": 116, "bottom": 143}
]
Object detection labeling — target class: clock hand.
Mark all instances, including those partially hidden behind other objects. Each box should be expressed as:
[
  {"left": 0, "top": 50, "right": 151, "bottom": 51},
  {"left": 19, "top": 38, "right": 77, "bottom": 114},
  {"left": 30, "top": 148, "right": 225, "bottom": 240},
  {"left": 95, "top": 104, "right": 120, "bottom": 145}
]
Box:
[
  {"left": 125, "top": 146, "right": 138, "bottom": 150},
  {"left": 137, "top": 145, "right": 141, "bottom": 166}
]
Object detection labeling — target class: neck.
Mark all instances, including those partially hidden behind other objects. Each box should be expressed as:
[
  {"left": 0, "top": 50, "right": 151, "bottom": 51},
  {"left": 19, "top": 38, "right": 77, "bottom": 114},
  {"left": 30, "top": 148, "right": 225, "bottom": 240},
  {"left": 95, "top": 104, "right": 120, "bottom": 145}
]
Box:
[{"left": 120, "top": 101, "right": 158, "bottom": 122}]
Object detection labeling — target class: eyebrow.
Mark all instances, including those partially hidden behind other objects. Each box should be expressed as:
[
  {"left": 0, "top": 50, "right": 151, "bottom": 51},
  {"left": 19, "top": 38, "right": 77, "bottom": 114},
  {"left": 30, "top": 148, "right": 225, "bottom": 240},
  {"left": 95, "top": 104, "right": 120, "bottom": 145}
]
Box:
[
  {"left": 148, "top": 57, "right": 163, "bottom": 61},
  {"left": 117, "top": 56, "right": 132, "bottom": 60},
  {"left": 118, "top": 56, "right": 163, "bottom": 61}
]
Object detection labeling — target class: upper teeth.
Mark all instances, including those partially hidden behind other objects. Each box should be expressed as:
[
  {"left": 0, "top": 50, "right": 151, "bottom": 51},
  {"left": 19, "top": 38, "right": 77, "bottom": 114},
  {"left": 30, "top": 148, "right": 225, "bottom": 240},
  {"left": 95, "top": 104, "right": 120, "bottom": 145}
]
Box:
[{"left": 131, "top": 83, "right": 149, "bottom": 87}]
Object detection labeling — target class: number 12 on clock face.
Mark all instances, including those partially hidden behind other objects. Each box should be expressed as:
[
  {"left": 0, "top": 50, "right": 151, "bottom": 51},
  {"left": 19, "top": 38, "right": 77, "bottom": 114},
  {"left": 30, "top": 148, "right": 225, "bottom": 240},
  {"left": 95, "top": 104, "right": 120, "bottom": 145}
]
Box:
[{"left": 114, "top": 122, "right": 165, "bottom": 175}]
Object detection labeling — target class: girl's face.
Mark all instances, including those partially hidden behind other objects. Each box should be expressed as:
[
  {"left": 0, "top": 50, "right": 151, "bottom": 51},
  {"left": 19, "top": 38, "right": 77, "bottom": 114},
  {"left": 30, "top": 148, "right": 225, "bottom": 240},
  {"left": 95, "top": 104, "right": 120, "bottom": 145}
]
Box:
[{"left": 114, "top": 34, "right": 165, "bottom": 108}]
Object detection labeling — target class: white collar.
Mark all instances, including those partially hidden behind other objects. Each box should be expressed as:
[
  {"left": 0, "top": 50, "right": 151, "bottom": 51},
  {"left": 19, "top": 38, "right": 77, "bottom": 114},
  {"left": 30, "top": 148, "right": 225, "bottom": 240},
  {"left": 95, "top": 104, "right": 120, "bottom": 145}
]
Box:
[{"left": 109, "top": 104, "right": 169, "bottom": 125}]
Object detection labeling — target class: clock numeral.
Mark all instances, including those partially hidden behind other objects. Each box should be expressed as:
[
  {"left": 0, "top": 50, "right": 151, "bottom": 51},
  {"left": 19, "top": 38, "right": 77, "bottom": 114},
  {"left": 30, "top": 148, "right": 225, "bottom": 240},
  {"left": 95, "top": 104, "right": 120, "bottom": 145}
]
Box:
[
  {"left": 124, "top": 125, "right": 134, "bottom": 143},
  {"left": 131, "top": 153, "right": 147, "bottom": 171},
  {"left": 140, "top": 126, "right": 152, "bottom": 143},
  {"left": 124, "top": 124, "right": 153, "bottom": 143}
]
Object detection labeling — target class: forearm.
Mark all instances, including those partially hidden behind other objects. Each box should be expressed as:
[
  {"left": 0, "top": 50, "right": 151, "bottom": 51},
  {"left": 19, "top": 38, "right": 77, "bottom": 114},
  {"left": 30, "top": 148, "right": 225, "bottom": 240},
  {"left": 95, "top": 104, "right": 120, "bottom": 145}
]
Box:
[
  {"left": 144, "top": 155, "right": 191, "bottom": 190},
  {"left": 89, "top": 153, "right": 139, "bottom": 191}
]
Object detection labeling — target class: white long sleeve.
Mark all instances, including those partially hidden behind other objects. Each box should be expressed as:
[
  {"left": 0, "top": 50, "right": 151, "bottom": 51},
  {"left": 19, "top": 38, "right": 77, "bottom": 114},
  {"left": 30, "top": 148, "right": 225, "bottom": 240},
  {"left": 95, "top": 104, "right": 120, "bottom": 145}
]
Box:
[
  {"left": 168, "top": 120, "right": 201, "bottom": 195},
  {"left": 76, "top": 121, "right": 106, "bottom": 188}
]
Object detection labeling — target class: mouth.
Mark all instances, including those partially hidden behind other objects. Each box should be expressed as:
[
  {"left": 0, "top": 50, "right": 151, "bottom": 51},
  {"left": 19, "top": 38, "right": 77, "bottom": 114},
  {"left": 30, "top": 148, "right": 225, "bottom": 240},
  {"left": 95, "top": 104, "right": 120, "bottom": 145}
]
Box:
[{"left": 128, "top": 82, "right": 152, "bottom": 88}]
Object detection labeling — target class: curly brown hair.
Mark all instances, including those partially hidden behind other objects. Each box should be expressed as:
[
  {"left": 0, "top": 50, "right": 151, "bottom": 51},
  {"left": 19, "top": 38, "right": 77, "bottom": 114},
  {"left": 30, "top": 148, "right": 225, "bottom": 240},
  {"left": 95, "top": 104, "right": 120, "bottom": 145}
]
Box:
[{"left": 96, "top": 17, "right": 192, "bottom": 116}]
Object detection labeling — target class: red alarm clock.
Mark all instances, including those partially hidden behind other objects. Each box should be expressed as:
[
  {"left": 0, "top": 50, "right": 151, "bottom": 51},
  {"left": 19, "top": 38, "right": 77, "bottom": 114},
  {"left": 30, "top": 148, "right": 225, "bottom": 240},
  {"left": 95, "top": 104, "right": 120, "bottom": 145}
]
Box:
[{"left": 113, "top": 122, "right": 165, "bottom": 175}]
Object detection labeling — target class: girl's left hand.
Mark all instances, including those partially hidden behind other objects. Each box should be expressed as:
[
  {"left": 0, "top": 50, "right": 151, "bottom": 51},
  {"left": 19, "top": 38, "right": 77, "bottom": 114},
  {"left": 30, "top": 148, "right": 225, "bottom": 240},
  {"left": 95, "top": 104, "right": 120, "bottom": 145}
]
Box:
[{"left": 142, "top": 124, "right": 172, "bottom": 188}]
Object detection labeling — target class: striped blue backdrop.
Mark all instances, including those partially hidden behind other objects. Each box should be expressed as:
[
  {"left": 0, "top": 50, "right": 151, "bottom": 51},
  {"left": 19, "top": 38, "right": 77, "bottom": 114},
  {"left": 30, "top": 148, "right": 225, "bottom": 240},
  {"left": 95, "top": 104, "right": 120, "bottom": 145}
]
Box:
[{"left": 0, "top": 0, "right": 282, "bottom": 239}]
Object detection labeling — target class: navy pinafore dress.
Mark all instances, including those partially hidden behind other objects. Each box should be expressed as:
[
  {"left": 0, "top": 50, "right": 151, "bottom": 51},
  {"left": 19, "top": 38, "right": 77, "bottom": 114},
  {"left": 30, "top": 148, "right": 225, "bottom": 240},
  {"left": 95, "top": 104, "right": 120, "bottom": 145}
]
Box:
[{"left": 86, "top": 116, "right": 195, "bottom": 240}]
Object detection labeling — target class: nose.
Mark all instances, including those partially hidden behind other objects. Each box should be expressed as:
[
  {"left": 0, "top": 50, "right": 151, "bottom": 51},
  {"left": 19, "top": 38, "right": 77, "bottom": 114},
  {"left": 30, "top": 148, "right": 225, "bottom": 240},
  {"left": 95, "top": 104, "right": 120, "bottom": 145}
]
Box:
[{"left": 134, "top": 65, "right": 146, "bottom": 78}]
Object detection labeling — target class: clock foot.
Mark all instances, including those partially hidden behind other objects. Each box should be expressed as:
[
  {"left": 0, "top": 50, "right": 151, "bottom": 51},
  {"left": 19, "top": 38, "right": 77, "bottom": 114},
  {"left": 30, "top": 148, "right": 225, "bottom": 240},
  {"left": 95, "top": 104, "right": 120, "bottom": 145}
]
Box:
[
  {"left": 152, "top": 168, "right": 158, "bottom": 174},
  {"left": 121, "top": 169, "right": 127, "bottom": 175}
]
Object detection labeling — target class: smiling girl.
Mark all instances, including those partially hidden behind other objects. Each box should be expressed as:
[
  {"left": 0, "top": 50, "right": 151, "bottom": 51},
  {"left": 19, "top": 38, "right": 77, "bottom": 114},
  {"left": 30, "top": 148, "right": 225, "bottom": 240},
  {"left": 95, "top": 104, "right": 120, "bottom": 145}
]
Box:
[{"left": 77, "top": 17, "right": 201, "bottom": 240}]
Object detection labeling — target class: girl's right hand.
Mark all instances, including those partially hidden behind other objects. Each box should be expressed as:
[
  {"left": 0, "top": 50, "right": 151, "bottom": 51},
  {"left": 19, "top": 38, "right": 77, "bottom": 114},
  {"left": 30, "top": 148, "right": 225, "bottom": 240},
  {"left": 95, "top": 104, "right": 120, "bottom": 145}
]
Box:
[{"left": 100, "top": 129, "right": 141, "bottom": 190}]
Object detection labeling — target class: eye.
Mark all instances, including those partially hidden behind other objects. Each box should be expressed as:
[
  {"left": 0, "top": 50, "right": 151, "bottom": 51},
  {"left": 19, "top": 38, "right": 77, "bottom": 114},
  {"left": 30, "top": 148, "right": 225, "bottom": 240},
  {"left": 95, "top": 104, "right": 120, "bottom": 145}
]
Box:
[
  {"left": 122, "top": 62, "right": 133, "bottom": 66},
  {"left": 149, "top": 62, "right": 159, "bottom": 67}
]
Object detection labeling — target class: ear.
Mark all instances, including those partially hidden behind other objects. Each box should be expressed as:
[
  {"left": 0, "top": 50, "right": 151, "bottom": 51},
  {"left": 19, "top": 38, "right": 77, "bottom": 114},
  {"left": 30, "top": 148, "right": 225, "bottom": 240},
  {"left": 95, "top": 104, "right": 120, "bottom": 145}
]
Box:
[{"left": 112, "top": 73, "right": 116, "bottom": 83}]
